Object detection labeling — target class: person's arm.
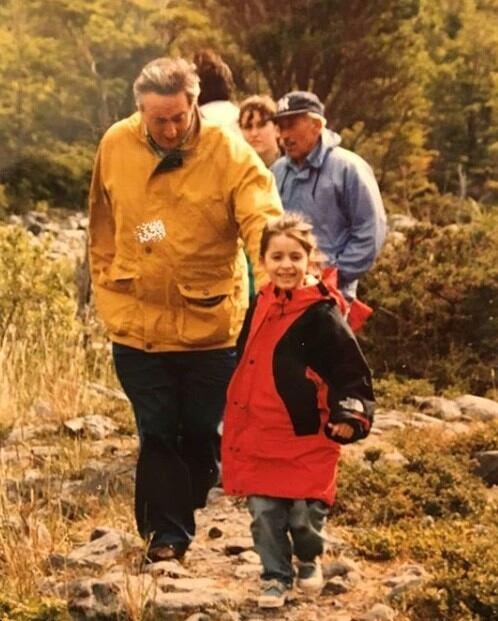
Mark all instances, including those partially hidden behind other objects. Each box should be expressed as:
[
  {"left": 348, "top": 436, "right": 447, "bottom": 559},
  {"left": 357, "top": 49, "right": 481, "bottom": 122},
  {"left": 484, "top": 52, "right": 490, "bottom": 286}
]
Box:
[
  {"left": 229, "top": 144, "right": 283, "bottom": 289},
  {"left": 88, "top": 144, "right": 115, "bottom": 284},
  {"left": 335, "top": 156, "right": 386, "bottom": 289},
  {"left": 307, "top": 302, "right": 375, "bottom": 444}
]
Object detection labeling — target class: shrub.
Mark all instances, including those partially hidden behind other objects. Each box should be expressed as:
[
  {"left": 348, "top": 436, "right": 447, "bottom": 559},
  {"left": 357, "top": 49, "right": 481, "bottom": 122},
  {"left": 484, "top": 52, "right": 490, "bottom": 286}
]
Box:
[
  {"left": 399, "top": 511, "right": 498, "bottom": 621},
  {"left": 361, "top": 210, "right": 498, "bottom": 394},
  {"left": 447, "top": 420, "right": 498, "bottom": 459},
  {"left": 355, "top": 527, "right": 405, "bottom": 561},
  {"left": 0, "top": 596, "right": 68, "bottom": 620},
  {"left": 332, "top": 427, "right": 488, "bottom": 527},
  {"left": 1, "top": 145, "right": 93, "bottom": 213},
  {"left": 374, "top": 374, "right": 435, "bottom": 409},
  {"left": 338, "top": 425, "right": 498, "bottom": 619},
  {"left": 332, "top": 455, "right": 485, "bottom": 528},
  {"left": 0, "top": 225, "right": 77, "bottom": 343}
]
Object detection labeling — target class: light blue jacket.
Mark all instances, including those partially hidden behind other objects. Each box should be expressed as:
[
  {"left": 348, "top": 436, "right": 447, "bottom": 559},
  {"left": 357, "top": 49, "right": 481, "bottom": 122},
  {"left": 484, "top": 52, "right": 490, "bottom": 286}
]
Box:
[{"left": 271, "top": 130, "right": 386, "bottom": 300}]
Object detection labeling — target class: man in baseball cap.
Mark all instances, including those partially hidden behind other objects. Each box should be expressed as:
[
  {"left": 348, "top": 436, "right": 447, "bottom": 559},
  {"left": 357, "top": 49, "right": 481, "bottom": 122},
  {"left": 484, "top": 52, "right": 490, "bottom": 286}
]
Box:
[{"left": 271, "top": 90, "right": 386, "bottom": 302}]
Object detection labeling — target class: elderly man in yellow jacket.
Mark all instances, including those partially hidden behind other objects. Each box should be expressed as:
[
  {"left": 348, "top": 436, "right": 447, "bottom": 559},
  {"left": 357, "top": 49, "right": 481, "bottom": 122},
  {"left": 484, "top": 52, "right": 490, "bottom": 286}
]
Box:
[{"left": 88, "top": 57, "right": 282, "bottom": 562}]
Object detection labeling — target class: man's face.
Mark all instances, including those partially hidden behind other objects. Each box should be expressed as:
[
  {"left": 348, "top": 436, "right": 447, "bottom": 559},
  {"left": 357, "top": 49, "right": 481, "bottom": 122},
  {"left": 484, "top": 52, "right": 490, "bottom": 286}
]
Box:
[
  {"left": 140, "top": 91, "right": 194, "bottom": 150},
  {"left": 240, "top": 109, "right": 279, "bottom": 157},
  {"left": 275, "top": 113, "right": 322, "bottom": 165}
]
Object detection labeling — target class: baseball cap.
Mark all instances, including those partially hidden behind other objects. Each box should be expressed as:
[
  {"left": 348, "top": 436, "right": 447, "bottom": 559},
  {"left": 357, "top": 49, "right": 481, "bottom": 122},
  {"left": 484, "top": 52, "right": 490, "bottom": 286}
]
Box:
[{"left": 273, "top": 91, "right": 325, "bottom": 120}]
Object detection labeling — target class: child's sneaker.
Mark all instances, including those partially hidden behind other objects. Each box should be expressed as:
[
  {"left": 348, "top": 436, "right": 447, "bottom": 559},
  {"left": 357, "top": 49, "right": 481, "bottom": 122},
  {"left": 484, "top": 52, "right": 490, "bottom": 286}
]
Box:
[
  {"left": 296, "top": 558, "right": 323, "bottom": 592},
  {"left": 258, "top": 579, "right": 289, "bottom": 608}
]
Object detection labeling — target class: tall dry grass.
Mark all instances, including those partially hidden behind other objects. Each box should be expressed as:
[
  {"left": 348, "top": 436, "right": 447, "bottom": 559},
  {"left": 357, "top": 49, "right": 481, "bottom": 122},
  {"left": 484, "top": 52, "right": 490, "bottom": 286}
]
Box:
[{"left": 0, "top": 319, "right": 137, "bottom": 608}]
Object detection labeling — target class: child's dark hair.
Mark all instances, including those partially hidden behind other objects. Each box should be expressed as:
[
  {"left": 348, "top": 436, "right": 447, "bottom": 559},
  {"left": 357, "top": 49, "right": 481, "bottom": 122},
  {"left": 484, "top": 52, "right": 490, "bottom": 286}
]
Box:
[{"left": 260, "top": 213, "right": 316, "bottom": 258}]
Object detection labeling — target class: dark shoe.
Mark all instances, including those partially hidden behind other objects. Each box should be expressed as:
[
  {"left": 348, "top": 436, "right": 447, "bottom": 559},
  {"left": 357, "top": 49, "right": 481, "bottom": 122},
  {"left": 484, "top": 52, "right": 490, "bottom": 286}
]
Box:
[
  {"left": 258, "top": 579, "right": 289, "bottom": 608},
  {"left": 146, "top": 543, "right": 186, "bottom": 563}
]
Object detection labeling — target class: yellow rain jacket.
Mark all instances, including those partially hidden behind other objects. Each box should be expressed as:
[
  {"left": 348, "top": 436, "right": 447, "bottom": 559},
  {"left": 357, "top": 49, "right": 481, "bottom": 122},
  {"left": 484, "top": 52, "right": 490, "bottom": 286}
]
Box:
[{"left": 88, "top": 111, "right": 282, "bottom": 352}]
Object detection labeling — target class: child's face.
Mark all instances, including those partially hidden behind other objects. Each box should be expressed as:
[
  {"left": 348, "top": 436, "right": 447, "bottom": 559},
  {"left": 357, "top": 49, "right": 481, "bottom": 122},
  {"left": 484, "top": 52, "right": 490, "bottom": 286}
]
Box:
[{"left": 261, "top": 233, "right": 309, "bottom": 290}]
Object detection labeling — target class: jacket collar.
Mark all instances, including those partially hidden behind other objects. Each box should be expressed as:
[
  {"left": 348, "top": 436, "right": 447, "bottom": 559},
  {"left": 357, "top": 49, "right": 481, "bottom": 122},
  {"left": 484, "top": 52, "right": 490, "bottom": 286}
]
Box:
[{"left": 261, "top": 279, "right": 333, "bottom": 316}]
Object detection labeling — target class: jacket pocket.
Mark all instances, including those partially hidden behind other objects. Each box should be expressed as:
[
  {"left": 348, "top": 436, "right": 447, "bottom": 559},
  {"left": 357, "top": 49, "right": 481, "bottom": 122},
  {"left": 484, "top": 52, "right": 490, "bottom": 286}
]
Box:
[
  {"left": 176, "top": 279, "right": 235, "bottom": 346},
  {"left": 94, "top": 264, "right": 138, "bottom": 336}
]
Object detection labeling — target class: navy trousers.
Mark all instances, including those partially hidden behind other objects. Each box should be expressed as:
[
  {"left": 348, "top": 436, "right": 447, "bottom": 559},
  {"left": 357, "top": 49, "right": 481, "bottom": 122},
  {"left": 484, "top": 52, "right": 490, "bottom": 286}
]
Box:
[{"left": 113, "top": 343, "right": 236, "bottom": 551}]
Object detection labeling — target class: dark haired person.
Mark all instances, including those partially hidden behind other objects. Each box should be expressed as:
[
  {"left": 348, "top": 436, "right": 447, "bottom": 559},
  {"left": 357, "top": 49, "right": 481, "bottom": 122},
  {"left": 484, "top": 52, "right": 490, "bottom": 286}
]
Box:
[
  {"left": 222, "top": 213, "right": 375, "bottom": 607},
  {"left": 194, "top": 48, "right": 240, "bottom": 133},
  {"left": 239, "top": 95, "right": 281, "bottom": 167}
]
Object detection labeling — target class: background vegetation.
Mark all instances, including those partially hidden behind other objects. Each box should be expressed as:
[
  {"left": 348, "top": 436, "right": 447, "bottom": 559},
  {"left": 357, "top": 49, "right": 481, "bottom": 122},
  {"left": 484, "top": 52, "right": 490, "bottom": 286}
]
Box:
[
  {"left": 0, "top": 3, "right": 497, "bottom": 618},
  {"left": 1, "top": 0, "right": 497, "bottom": 393}
]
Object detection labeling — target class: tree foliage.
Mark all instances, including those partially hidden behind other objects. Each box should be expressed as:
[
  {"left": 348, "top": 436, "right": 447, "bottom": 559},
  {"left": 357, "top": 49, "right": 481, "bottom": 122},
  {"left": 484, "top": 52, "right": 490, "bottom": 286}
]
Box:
[
  {"left": 422, "top": 0, "right": 498, "bottom": 201},
  {"left": 0, "top": 0, "right": 223, "bottom": 210},
  {"left": 0, "top": 0, "right": 496, "bottom": 210}
]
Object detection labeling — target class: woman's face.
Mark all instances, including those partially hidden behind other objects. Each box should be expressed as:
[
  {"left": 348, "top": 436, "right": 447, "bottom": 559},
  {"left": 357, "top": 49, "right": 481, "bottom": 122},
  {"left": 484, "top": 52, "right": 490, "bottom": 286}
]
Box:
[{"left": 240, "top": 109, "right": 279, "bottom": 157}]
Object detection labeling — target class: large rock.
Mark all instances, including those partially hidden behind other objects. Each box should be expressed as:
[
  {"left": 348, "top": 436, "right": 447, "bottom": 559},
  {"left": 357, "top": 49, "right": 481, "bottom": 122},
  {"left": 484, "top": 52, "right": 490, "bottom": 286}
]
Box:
[
  {"left": 323, "top": 575, "right": 350, "bottom": 594},
  {"left": 67, "top": 577, "right": 121, "bottom": 620},
  {"left": 371, "top": 411, "right": 406, "bottom": 433},
  {"left": 323, "top": 556, "right": 360, "bottom": 578},
  {"left": 6, "top": 424, "right": 58, "bottom": 445},
  {"left": 67, "top": 574, "right": 155, "bottom": 620},
  {"left": 357, "top": 603, "right": 396, "bottom": 621},
  {"left": 384, "top": 563, "right": 430, "bottom": 600},
  {"left": 63, "top": 415, "right": 119, "bottom": 440},
  {"left": 411, "top": 396, "right": 462, "bottom": 421},
  {"left": 149, "top": 589, "right": 241, "bottom": 614},
  {"left": 144, "top": 560, "right": 191, "bottom": 579},
  {"left": 86, "top": 382, "right": 128, "bottom": 403},
  {"left": 474, "top": 451, "right": 498, "bottom": 485},
  {"left": 456, "top": 395, "right": 498, "bottom": 421},
  {"left": 50, "top": 527, "right": 142, "bottom": 570},
  {"left": 5, "top": 470, "right": 58, "bottom": 502},
  {"left": 408, "top": 411, "right": 446, "bottom": 428}
]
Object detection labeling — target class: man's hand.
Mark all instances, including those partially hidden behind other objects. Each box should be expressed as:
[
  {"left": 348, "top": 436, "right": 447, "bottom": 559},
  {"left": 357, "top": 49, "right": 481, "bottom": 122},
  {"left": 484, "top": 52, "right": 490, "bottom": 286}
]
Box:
[{"left": 326, "top": 422, "right": 354, "bottom": 440}]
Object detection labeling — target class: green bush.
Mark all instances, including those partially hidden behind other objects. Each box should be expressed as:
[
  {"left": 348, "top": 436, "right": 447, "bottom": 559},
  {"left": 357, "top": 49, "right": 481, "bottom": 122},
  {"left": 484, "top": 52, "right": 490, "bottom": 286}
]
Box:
[
  {"left": 0, "top": 596, "right": 68, "bottom": 620},
  {"left": 361, "top": 210, "right": 498, "bottom": 394},
  {"left": 335, "top": 425, "right": 498, "bottom": 620},
  {"left": 332, "top": 454, "right": 485, "bottom": 528},
  {"left": 0, "top": 225, "right": 77, "bottom": 343},
  {"left": 332, "top": 427, "right": 488, "bottom": 527},
  {"left": 373, "top": 374, "right": 435, "bottom": 409},
  {"left": 355, "top": 527, "right": 405, "bottom": 561},
  {"left": 446, "top": 420, "right": 498, "bottom": 460},
  {"left": 399, "top": 511, "right": 498, "bottom": 621},
  {"left": 1, "top": 145, "right": 93, "bottom": 213}
]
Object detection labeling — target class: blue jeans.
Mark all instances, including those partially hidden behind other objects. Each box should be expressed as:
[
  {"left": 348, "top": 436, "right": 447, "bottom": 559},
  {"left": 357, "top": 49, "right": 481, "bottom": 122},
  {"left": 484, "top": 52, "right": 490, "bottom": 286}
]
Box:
[
  {"left": 248, "top": 496, "right": 330, "bottom": 586},
  {"left": 113, "top": 343, "right": 236, "bottom": 551}
]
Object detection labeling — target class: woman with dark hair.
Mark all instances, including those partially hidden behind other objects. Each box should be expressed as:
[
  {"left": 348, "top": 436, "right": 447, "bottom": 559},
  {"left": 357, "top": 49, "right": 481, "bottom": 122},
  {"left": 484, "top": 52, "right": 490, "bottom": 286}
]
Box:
[
  {"left": 194, "top": 49, "right": 240, "bottom": 133},
  {"left": 239, "top": 95, "right": 281, "bottom": 168}
]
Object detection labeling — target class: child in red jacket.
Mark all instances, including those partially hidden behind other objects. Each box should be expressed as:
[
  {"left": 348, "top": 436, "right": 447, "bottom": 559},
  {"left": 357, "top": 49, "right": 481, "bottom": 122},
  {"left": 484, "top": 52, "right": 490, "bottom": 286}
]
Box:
[{"left": 222, "top": 213, "right": 375, "bottom": 608}]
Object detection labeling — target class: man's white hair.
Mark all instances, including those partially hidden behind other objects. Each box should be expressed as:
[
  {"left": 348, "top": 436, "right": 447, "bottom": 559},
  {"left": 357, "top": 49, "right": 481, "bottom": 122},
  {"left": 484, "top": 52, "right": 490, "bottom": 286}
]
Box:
[{"left": 133, "top": 57, "right": 201, "bottom": 107}]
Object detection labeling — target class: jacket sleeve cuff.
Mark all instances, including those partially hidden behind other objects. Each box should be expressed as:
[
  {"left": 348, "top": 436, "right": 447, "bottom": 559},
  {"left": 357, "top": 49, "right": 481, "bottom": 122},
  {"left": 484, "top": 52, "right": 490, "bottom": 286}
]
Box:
[{"left": 325, "top": 398, "right": 374, "bottom": 444}]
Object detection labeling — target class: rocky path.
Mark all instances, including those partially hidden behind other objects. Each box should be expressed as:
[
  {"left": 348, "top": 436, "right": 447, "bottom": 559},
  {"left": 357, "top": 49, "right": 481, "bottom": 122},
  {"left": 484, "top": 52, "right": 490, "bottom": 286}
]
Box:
[
  {"left": 51, "top": 487, "right": 412, "bottom": 621},
  {"left": 3, "top": 391, "right": 498, "bottom": 620}
]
